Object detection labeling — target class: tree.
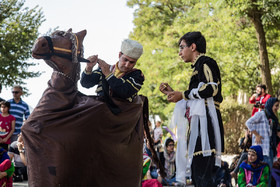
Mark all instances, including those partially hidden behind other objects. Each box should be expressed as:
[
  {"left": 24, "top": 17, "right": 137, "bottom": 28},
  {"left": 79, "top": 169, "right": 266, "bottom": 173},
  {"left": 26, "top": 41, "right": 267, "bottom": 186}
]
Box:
[
  {"left": 0, "top": 0, "right": 45, "bottom": 89},
  {"left": 127, "top": 0, "right": 280, "bottom": 120},
  {"left": 226, "top": 0, "right": 280, "bottom": 95}
]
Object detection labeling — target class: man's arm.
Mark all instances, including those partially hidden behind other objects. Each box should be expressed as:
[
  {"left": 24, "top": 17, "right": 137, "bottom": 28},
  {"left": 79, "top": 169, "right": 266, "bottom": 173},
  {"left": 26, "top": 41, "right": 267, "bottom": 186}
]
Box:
[
  {"left": 168, "top": 58, "right": 221, "bottom": 102},
  {"left": 185, "top": 60, "right": 221, "bottom": 100},
  {"left": 249, "top": 94, "right": 258, "bottom": 104},
  {"left": 24, "top": 103, "right": 30, "bottom": 120},
  {"left": 105, "top": 70, "right": 144, "bottom": 99},
  {"left": 246, "top": 112, "right": 264, "bottom": 144},
  {"left": 80, "top": 69, "right": 102, "bottom": 88},
  {"left": 80, "top": 55, "right": 101, "bottom": 88},
  {"left": 17, "top": 142, "right": 27, "bottom": 166}
]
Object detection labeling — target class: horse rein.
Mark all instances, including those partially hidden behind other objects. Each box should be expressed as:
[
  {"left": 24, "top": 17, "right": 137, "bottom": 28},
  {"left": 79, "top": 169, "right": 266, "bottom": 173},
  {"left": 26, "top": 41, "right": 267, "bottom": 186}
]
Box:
[{"left": 36, "top": 34, "right": 89, "bottom": 62}]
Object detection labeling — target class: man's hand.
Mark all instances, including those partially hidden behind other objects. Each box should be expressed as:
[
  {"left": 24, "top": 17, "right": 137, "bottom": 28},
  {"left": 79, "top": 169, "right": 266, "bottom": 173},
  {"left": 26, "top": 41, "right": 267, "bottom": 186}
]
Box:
[
  {"left": 250, "top": 93, "right": 258, "bottom": 101},
  {"left": 17, "top": 142, "right": 24, "bottom": 151},
  {"left": 85, "top": 55, "right": 98, "bottom": 72},
  {"left": 167, "top": 91, "right": 183, "bottom": 103},
  {"left": 255, "top": 134, "right": 264, "bottom": 144},
  {"left": 159, "top": 83, "right": 173, "bottom": 95},
  {"left": 98, "top": 58, "right": 111, "bottom": 76}
]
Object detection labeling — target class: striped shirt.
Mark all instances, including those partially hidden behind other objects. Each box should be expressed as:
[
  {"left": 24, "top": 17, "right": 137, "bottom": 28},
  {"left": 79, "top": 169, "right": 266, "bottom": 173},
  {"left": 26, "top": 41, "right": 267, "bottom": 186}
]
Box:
[
  {"left": 246, "top": 110, "right": 270, "bottom": 156},
  {"left": 7, "top": 99, "right": 30, "bottom": 135}
]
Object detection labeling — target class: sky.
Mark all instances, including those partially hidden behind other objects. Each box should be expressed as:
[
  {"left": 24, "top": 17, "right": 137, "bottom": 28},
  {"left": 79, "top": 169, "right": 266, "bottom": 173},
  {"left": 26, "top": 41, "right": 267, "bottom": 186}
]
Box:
[{"left": 1, "top": 0, "right": 136, "bottom": 110}]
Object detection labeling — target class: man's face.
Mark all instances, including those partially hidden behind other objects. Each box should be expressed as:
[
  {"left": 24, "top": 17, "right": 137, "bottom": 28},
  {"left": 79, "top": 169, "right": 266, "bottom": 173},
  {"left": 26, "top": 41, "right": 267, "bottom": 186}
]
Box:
[
  {"left": 118, "top": 53, "right": 137, "bottom": 73},
  {"left": 156, "top": 122, "right": 161, "bottom": 127},
  {"left": 179, "top": 40, "right": 193, "bottom": 63},
  {"left": 256, "top": 87, "right": 262, "bottom": 95},
  {"left": 12, "top": 88, "right": 22, "bottom": 99}
]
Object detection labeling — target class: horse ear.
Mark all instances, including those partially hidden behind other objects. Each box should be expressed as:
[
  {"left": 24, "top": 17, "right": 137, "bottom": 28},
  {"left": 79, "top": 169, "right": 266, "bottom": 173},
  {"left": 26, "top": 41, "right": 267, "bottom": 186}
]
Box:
[
  {"left": 76, "top": 30, "right": 87, "bottom": 41},
  {"left": 67, "top": 28, "right": 73, "bottom": 33}
]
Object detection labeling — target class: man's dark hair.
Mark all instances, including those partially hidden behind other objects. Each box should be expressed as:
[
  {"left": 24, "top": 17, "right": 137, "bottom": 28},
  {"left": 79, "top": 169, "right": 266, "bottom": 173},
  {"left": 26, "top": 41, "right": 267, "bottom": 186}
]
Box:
[
  {"left": 179, "top": 31, "right": 206, "bottom": 53},
  {"left": 257, "top": 84, "right": 266, "bottom": 91}
]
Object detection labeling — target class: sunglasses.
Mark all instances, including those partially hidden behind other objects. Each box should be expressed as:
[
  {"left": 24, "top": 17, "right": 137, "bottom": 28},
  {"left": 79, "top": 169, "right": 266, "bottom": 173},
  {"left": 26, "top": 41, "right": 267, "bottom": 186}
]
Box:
[{"left": 12, "top": 91, "right": 20, "bottom": 94}]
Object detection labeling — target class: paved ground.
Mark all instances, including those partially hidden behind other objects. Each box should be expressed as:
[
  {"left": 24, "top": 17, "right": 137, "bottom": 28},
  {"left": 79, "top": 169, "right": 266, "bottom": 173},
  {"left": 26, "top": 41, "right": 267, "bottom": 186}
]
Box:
[
  {"left": 13, "top": 181, "right": 28, "bottom": 187},
  {"left": 13, "top": 182, "right": 194, "bottom": 187},
  {"left": 11, "top": 155, "right": 237, "bottom": 187}
]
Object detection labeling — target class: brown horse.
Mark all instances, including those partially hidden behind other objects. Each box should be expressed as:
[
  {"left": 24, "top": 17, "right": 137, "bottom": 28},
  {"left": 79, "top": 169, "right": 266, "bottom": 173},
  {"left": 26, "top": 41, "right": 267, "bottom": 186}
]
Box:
[{"left": 22, "top": 29, "right": 145, "bottom": 187}]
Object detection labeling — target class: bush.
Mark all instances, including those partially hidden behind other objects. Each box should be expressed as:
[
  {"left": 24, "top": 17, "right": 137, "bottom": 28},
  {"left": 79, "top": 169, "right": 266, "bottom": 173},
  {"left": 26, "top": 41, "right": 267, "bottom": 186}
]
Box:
[{"left": 220, "top": 97, "right": 251, "bottom": 154}]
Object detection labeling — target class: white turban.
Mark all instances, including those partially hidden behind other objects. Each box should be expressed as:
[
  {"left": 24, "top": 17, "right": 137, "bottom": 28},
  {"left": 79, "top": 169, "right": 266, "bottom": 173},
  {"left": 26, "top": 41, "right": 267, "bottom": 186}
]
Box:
[{"left": 121, "top": 39, "right": 143, "bottom": 60}]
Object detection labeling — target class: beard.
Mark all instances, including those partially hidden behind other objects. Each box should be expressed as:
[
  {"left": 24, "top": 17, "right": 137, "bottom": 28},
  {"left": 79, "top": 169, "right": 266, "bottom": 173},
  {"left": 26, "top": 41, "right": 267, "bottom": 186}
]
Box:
[{"left": 257, "top": 90, "right": 263, "bottom": 96}]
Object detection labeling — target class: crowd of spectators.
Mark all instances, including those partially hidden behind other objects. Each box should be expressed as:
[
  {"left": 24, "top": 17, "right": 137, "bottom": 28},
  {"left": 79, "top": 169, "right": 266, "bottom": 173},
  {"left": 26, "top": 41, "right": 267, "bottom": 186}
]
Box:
[{"left": 0, "top": 83, "right": 29, "bottom": 184}]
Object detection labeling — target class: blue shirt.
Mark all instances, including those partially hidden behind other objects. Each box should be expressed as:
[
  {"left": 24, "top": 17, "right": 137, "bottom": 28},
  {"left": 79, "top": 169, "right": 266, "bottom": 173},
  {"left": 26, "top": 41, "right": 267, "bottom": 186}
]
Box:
[{"left": 7, "top": 99, "right": 30, "bottom": 135}]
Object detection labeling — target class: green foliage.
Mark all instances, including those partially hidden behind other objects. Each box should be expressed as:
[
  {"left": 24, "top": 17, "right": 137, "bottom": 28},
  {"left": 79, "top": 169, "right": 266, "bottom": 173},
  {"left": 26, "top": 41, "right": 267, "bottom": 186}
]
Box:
[
  {"left": 0, "top": 0, "right": 45, "bottom": 90},
  {"left": 226, "top": 0, "right": 280, "bottom": 30},
  {"left": 127, "top": 0, "right": 280, "bottom": 119},
  {"left": 220, "top": 97, "right": 251, "bottom": 154}
]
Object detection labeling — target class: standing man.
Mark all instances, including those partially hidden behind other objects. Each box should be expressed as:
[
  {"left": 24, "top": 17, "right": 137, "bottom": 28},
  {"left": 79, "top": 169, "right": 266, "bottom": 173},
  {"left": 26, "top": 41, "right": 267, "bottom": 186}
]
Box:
[
  {"left": 0, "top": 84, "right": 5, "bottom": 102},
  {"left": 80, "top": 39, "right": 144, "bottom": 102},
  {"left": 249, "top": 84, "right": 271, "bottom": 116},
  {"left": 8, "top": 85, "right": 30, "bottom": 143},
  {"left": 159, "top": 32, "right": 224, "bottom": 187},
  {"left": 154, "top": 121, "right": 163, "bottom": 152}
]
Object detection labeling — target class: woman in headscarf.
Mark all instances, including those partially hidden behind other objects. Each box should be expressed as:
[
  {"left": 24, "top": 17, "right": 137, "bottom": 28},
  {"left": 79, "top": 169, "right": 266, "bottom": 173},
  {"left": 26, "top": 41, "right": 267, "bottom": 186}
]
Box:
[
  {"left": 159, "top": 138, "right": 176, "bottom": 186},
  {"left": 246, "top": 97, "right": 279, "bottom": 168},
  {"left": 238, "top": 145, "right": 269, "bottom": 186}
]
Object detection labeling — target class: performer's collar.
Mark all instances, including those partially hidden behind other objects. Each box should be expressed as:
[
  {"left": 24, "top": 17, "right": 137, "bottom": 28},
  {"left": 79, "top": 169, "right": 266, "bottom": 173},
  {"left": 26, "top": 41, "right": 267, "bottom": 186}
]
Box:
[
  {"left": 191, "top": 53, "right": 205, "bottom": 68},
  {"left": 113, "top": 62, "right": 125, "bottom": 78}
]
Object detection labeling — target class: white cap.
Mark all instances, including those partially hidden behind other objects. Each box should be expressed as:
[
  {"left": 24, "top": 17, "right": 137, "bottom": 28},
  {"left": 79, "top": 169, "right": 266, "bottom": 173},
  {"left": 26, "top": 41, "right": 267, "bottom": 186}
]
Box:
[{"left": 121, "top": 39, "right": 143, "bottom": 60}]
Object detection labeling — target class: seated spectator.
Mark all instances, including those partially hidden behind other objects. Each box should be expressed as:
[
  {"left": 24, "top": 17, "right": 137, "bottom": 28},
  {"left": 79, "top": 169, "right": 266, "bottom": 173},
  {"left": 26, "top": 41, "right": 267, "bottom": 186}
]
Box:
[
  {"left": 246, "top": 97, "right": 280, "bottom": 169},
  {"left": 0, "top": 147, "right": 14, "bottom": 187},
  {"left": 213, "top": 161, "right": 232, "bottom": 187},
  {"left": 142, "top": 137, "right": 163, "bottom": 187},
  {"left": 8, "top": 133, "right": 27, "bottom": 182},
  {"left": 0, "top": 101, "right": 15, "bottom": 151},
  {"left": 230, "top": 127, "right": 252, "bottom": 180},
  {"left": 159, "top": 138, "right": 177, "bottom": 186},
  {"left": 237, "top": 145, "right": 269, "bottom": 186},
  {"left": 272, "top": 157, "right": 280, "bottom": 187}
]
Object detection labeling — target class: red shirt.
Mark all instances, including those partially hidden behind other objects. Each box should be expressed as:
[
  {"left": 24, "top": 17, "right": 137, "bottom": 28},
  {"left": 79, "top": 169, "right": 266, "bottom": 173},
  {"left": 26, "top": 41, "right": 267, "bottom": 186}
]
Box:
[
  {"left": 249, "top": 93, "right": 271, "bottom": 116},
  {"left": 0, "top": 114, "right": 15, "bottom": 144}
]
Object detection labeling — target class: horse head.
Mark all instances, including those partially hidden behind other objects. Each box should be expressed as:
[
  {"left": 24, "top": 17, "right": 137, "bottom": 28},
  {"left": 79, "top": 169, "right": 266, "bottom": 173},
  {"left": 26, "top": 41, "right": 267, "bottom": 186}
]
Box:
[{"left": 32, "top": 29, "right": 88, "bottom": 83}]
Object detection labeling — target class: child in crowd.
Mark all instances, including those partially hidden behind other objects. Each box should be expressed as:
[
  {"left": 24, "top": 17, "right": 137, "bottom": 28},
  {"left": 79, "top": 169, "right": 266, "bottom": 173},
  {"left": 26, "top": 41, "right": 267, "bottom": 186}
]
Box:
[
  {"left": 0, "top": 101, "right": 15, "bottom": 151},
  {"left": 238, "top": 145, "right": 269, "bottom": 187}
]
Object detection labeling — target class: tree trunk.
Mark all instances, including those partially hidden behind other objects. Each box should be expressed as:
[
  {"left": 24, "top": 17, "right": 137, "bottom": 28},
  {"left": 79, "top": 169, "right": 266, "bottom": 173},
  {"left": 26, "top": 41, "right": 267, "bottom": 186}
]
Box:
[{"left": 248, "top": 5, "right": 273, "bottom": 95}]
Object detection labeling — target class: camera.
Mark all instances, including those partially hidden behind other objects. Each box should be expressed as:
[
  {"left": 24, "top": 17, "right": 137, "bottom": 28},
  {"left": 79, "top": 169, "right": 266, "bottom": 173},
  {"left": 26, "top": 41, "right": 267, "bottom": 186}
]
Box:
[{"left": 254, "top": 101, "right": 261, "bottom": 108}]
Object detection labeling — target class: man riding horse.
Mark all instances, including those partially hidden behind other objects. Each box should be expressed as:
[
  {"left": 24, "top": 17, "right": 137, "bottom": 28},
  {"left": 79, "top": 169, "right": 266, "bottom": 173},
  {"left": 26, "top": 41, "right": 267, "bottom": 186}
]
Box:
[{"left": 22, "top": 29, "right": 152, "bottom": 187}]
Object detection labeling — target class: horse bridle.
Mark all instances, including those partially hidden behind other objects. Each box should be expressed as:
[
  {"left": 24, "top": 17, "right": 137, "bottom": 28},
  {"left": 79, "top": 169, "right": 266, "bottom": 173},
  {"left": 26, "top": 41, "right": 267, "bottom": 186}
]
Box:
[{"left": 37, "top": 34, "right": 89, "bottom": 62}]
